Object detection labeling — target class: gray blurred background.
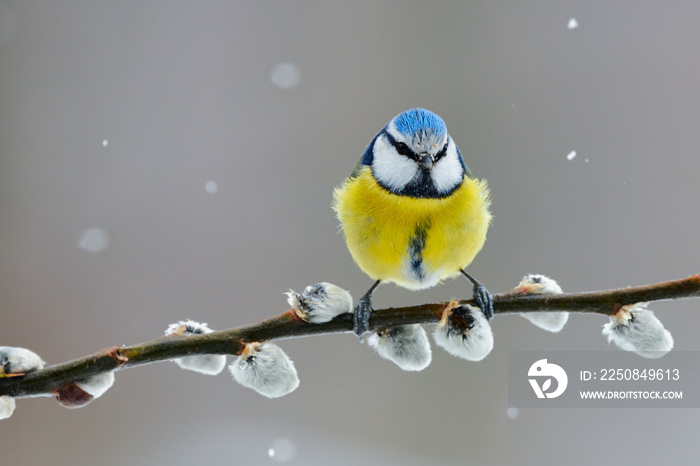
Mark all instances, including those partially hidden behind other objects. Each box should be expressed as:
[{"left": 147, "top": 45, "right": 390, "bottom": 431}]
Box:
[{"left": 1, "top": 1, "right": 699, "bottom": 465}]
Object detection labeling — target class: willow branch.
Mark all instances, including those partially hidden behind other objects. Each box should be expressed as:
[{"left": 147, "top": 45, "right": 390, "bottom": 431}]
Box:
[{"left": 2, "top": 274, "right": 698, "bottom": 399}]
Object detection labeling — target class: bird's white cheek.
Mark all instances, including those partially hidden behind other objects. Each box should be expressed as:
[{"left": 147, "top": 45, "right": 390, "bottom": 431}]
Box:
[
  {"left": 371, "top": 137, "right": 417, "bottom": 191},
  {"left": 430, "top": 144, "right": 463, "bottom": 193}
]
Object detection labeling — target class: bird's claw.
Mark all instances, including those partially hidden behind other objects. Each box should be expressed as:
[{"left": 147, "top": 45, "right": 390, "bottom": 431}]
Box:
[
  {"left": 353, "top": 294, "right": 373, "bottom": 339},
  {"left": 473, "top": 283, "right": 494, "bottom": 321}
]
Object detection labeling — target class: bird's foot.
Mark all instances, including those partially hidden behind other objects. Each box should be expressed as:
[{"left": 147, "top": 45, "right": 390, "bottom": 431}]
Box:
[
  {"left": 353, "top": 293, "right": 374, "bottom": 339},
  {"left": 461, "top": 270, "right": 494, "bottom": 321},
  {"left": 472, "top": 283, "right": 494, "bottom": 321}
]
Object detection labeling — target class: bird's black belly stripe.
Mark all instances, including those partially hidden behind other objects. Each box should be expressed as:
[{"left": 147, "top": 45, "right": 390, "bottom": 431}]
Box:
[{"left": 408, "top": 220, "right": 431, "bottom": 281}]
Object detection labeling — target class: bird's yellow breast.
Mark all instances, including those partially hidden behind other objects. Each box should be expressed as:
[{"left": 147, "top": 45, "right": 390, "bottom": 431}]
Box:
[{"left": 333, "top": 166, "right": 491, "bottom": 290}]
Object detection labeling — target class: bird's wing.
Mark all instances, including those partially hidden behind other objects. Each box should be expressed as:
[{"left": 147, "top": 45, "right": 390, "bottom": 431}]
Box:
[
  {"left": 348, "top": 131, "right": 383, "bottom": 179},
  {"left": 348, "top": 156, "right": 364, "bottom": 179},
  {"left": 455, "top": 144, "right": 475, "bottom": 179}
]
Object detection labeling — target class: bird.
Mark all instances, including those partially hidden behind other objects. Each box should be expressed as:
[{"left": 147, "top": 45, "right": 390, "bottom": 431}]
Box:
[{"left": 333, "top": 108, "right": 493, "bottom": 337}]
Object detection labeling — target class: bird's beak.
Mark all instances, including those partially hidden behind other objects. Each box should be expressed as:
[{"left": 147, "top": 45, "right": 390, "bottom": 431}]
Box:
[{"left": 418, "top": 153, "right": 434, "bottom": 170}]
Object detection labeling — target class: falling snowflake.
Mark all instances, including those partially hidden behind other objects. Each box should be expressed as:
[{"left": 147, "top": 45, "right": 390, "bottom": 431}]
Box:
[
  {"left": 77, "top": 228, "right": 110, "bottom": 253},
  {"left": 205, "top": 181, "right": 218, "bottom": 194},
  {"left": 270, "top": 63, "right": 302, "bottom": 89},
  {"left": 267, "top": 438, "right": 296, "bottom": 462}
]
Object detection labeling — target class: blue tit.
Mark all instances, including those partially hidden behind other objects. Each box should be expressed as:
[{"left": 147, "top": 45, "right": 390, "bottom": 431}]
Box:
[{"left": 333, "top": 108, "right": 493, "bottom": 337}]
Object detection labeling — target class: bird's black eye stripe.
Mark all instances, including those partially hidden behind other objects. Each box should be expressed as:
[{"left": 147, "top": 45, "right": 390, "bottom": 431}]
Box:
[
  {"left": 384, "top": 130, "right": 418, "bottom": 160},
  {"left": 434, "top": 141, "right": 448, "bottom": 162},
  {"left": 395, "top": 142, "right": 412, "bottom": 157}
]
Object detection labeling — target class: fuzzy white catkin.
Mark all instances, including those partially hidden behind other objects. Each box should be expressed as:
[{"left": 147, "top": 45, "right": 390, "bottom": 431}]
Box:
[
  {"left": 0, "top": 396, "right": 15, "bottom": 420},
  {"left": 174, "top": 353, "right": 227, "bottom": 376},
  {"left": 434, "top": 305, "right": 494, "bottom": 362},
  {"left": 517, "top": 274, "right": 569, "bottom": 333},
  {"left": 366, "top": 324, "right": 432, "bottom": 371},
  {"left": 229, "top": 342, "right": 299, "bottom": 398},
  {"left": 0, "top": 346, "right": 45, "bottom": 374},
  {"left": 602, "top": 305, "right": 673, "bottom": 359},
  {"left": 287, "top": 282, "right": 353, "bottom": 323},
  {"left": 164, "top": 319, "right": 212, "bottom": 336},
  {"left": 521, "top": 312, "right": 569, "bottom": 333},
  {"left": 165, "top": 320, "right": 227, "bottom": 375},
  {"left": 75, "top": 371, "right": 115, "bottom": 399}
]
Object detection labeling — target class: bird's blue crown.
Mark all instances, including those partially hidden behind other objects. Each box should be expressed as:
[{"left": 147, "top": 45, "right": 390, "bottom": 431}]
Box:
[{"left": 392, "top": 108, "right": 447, "bottom": 139}]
